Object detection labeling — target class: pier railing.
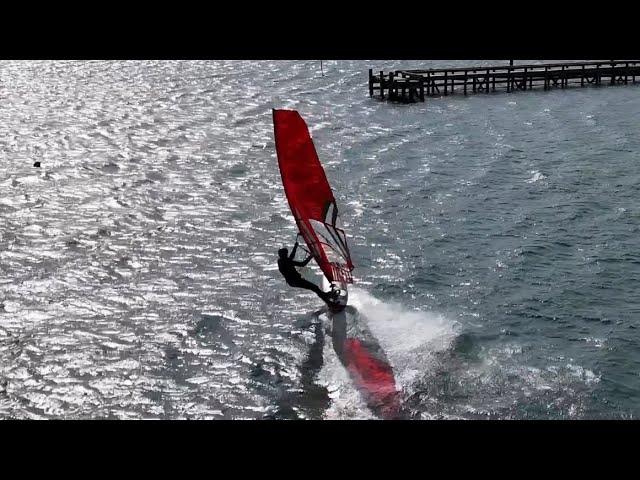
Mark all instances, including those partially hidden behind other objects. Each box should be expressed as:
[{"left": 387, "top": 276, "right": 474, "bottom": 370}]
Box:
[{"left": 369, "top": 60, "right": 640, "bottom": 102}]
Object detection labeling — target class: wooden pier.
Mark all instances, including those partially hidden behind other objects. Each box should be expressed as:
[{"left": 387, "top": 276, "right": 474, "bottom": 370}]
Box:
[{"left": 369, "top": 61, "right": 640, "bottom": 103}]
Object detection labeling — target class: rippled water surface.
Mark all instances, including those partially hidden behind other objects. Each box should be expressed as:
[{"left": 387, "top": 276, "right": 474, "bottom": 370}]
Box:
[{"left": 1, "top": 60, "right": 639, "bottom": 419}]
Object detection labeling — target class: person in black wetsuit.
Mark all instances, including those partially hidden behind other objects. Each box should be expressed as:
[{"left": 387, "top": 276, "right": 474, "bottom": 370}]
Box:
[{"left": 278, "top": 241, "right": 330, "bottom": 303}]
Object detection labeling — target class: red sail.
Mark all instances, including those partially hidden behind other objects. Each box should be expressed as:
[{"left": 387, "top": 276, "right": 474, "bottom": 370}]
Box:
[{"left": 273, "top": 109, "right": 353, "bottom": 284}]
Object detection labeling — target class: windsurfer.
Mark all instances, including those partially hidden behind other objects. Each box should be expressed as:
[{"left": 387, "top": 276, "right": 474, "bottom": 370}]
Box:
[{"left": 278, "top": 241, "right": 334, "bottom": 303}]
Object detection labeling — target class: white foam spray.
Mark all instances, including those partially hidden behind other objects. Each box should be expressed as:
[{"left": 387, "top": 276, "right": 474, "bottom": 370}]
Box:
[{"left": 318, "top": 287, "right": 458, "bottom": 419}]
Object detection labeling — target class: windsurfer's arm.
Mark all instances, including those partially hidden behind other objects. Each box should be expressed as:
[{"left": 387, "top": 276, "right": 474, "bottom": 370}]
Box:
[
  {"left": 289, "top": 241, "right": 299, "bottom": 260},
  {"left": 293, "top": 255, "right": 313, "bottom": 267}
]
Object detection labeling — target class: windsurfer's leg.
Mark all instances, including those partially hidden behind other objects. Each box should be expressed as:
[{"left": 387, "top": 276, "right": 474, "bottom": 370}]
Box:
[{"left": 290, "top": 278, "right": 329, "bottom": 302}]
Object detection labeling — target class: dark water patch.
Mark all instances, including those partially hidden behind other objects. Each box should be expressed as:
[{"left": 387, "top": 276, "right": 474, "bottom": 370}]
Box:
[{"left": 101, "top": 162, "right": 119, "bottom": 174}]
